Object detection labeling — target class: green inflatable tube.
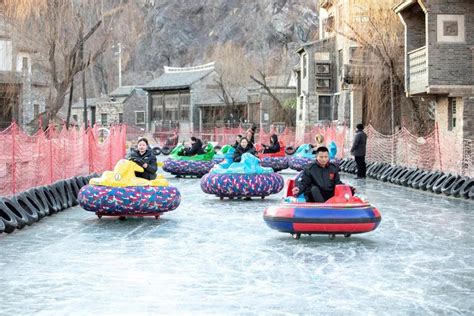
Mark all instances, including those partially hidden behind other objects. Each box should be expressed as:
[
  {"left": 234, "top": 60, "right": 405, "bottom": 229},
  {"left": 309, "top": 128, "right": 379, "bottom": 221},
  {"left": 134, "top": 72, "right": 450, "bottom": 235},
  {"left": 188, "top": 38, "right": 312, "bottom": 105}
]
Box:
[{"left": 169, "top": 144, "right": 216, "bottom": 161}]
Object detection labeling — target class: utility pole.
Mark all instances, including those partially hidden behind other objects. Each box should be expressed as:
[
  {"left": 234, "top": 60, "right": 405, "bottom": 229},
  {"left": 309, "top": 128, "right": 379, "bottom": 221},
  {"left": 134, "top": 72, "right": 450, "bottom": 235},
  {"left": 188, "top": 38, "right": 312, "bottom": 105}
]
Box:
[
  {"left": 390, "top": 70, "right": 395, "bottom": 165},
  {"left": 117, "top": 42, "right": 122, "bottom": 87}
]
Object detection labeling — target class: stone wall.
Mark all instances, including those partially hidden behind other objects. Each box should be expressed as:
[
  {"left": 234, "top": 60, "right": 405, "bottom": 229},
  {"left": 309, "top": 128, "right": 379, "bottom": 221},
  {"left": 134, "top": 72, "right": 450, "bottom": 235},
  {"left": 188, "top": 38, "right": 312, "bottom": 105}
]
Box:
[
  {"left": 427, "top": 1, "right": 474, "bottom": 86},
  {"left": 123, "top": 89, "right": 147, "bottom": 128}
]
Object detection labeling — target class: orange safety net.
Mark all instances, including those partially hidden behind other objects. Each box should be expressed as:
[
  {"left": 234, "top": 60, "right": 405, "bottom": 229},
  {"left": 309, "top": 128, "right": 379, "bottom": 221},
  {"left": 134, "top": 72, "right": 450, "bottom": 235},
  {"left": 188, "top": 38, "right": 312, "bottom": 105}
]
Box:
[
  {"left": 0, "top": 123, "right": 126, "bottom": 196},
  {"left": 143, "top": 122, "right": 472, "bottom": 177}
]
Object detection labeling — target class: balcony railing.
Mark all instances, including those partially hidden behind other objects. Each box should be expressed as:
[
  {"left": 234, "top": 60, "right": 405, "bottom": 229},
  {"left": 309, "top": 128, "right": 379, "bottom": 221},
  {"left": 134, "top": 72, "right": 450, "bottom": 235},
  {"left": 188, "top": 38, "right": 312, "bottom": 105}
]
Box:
[{"left": 407, "top": 46, "right": 427, "bottom": 95}]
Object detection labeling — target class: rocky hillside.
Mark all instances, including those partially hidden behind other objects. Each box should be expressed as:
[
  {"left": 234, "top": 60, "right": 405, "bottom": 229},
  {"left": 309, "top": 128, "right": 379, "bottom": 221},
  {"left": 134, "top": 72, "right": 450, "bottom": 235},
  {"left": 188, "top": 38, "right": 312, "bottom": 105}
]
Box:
[{"left": 122, "top": 0, "right": 318, "bottom": 84}]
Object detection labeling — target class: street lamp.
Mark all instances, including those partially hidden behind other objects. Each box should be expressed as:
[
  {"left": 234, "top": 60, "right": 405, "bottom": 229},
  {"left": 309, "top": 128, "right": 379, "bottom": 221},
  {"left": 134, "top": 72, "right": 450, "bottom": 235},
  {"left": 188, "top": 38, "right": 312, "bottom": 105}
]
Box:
[{"left": 112, "top": 43, "right": 123, "bottom": 88}]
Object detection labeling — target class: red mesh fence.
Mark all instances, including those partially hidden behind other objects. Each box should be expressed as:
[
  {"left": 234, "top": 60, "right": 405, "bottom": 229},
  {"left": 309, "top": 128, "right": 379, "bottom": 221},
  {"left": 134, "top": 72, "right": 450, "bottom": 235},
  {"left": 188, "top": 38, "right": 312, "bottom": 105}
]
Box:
[
  {"left": 144, "top": 123, "right": 472, "bottom": 177},
  {"left": 0, "top": 123, "right": 126, "bottom": 197}
]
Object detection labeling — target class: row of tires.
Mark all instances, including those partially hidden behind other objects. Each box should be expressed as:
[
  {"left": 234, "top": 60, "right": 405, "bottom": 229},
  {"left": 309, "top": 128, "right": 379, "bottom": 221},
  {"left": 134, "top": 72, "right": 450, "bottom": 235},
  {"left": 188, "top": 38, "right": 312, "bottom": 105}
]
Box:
[
  {"left": 0, "top": 174, "right": 98, "bottom": 235},
  {"left": 339, "top": 159, "right": 474, "bottom": 200}
]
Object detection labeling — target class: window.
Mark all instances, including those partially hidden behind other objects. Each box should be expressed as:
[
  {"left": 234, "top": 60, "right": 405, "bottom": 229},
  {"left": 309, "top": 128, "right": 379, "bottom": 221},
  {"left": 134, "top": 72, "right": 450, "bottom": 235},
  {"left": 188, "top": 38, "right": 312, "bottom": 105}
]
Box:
[
  {"left": 33, "top": 104, "right": 39, "bottom": 117},
  {"left": 333, "top": 95, "right": 339, "bottom": 121},
  {"left": 118, "top": 113, "right": 123, "bottom": 124},
  {"left": 303, "top": 55, "right": 307, "bottom": 78},
  {"left": 135, "top": 111, "right": 145, "bottom": 125},
  {"left": 91, "top": 107, "right": 96, "bottom": 126},
  {"left": 0, "top": 40, "right": 13, "bottom": 71},
  {"left": 298, "top": 96, "right": 304, "bottom": 121},
  {"left": 22, "top": 57, "right": 29, "bottom": 72},
  {"left": 448, "top": 98, "right": 456, "bottom": 131},
  {"left": 180, "top": 94, "right": 190, "bottom": 105},
  {"left": 72, "top": 114, "right": 78, "bottom": 122},
  {"left": 101, "top": 113, "right": 108, "bottom": 125},
  {"left": 180, "top": 106, "right": 189, "bottom": 121},
  {"left": 316, "top": 63, "right": 330, "bottom": 75},
  {"left": 319, "top": 96, "right": 331, "bottom": 121},
  {"left": 316, "top": 79, "right": 331, "bottom": 90}
]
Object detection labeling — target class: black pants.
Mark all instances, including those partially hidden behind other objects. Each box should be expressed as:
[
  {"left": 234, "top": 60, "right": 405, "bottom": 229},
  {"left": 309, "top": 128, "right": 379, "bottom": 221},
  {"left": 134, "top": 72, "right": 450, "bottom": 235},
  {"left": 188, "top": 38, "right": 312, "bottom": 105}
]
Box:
[
  {"left": 305, "top": 186, "right": 334, "bottom": 203},
  {"left": 355, "top": 155, "right": 366, "bottom": 178}
]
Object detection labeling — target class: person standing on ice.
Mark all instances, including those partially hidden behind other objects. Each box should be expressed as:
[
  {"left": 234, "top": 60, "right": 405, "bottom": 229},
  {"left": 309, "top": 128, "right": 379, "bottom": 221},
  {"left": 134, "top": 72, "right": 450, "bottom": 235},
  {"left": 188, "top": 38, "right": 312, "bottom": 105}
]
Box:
[
  {"left": 292, "top": 146, "right": 343, "bottom": 202},
  {"left": 350, "top": 123, "right": 367, "bottom": 179},
  {"left": 127, "top": 137, "right": 158, "bottom": 180}
]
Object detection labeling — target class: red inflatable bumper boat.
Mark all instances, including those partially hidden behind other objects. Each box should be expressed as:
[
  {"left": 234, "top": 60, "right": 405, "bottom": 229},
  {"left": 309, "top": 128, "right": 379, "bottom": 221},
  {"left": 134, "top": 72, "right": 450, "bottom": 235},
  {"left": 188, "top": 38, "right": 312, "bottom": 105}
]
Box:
[{"left": 263, "top": 180, "right": 381, "bottom": 240}]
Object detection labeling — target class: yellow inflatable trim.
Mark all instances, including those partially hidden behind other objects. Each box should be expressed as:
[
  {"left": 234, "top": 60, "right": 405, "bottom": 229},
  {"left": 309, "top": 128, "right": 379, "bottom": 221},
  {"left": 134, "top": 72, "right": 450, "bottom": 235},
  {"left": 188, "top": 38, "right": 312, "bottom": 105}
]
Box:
[{"left": 89, "top": 159, "right": 169, "bottom": 187}]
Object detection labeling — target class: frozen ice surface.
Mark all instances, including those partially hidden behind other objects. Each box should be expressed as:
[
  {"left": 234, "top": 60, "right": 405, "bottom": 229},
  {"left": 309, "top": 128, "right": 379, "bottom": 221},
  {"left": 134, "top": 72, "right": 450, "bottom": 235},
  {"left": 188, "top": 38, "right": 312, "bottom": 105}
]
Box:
[{"left": 1, "top": 171, "right": 473, "bottom": 315}]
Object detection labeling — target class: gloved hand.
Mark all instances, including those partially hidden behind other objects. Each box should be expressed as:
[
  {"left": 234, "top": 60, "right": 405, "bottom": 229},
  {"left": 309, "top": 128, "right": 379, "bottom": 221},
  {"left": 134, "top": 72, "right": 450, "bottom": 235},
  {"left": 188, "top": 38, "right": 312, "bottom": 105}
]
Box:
[
  {"left": 350, "top": 186, "right": 356, "bottom": 195},
  {"left": 130, "top": 157, "right": 145, "bottom": 166}
]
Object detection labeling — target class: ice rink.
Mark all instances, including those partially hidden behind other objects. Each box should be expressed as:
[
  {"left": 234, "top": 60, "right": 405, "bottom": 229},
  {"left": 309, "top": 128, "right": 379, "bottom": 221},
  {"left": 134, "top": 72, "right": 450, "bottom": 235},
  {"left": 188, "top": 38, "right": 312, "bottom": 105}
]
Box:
[{"left": 1, "top": 171, "right": 473, "bottom": 315}]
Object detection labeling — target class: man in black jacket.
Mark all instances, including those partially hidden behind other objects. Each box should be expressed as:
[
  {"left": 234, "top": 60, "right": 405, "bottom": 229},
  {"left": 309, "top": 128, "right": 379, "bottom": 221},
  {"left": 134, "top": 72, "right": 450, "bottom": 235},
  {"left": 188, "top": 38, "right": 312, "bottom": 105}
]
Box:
[
  {"left": 184, "top": 137, "right": 205, "bottom": 156},
  {"left": 292, "top": 146, "right": 343, "bottom": 202},
  {"left": 350, "top": 123, "right": 368, "bottom": 179},
  {"left": 128, "top": 138, "right": 158, "bottom": 180}
]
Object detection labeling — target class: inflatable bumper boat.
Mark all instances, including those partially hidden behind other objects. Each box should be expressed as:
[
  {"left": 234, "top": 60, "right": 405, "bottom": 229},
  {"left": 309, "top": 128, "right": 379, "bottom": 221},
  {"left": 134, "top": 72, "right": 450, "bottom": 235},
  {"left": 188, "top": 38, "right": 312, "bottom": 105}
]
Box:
[
  {"left": 263, "top": 179, "right": 381, "bottom": 239},
  {"left": 163, "top": 143, "right": 216, "bottom": 177},
  {"left": 78, "top": 159, "right": 180, "bottom": 218},
  {"left": 201, "top": 153, "right": 284, "bottom": 199}
]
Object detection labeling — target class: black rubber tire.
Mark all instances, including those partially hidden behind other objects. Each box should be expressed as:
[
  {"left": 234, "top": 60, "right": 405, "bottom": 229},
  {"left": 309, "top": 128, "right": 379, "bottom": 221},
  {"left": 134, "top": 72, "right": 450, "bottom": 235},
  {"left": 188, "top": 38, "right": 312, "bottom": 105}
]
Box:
[
  {"left": 161, "top": 146, "right": 173, "bottom": 155},
  {"left": 366, "top": 162, "right": 380, "bottom": 177},
  {"left": 67, "top": 178, "right": 80, "bottom": 205},
  {"left": 61, "top": 180, "right": 74, "bottom": 208},
  {"left": 1, "top": 197, "right": 31, "bottom": 228},
  {"left": 21, "top": 190, "right": 47, "bottom": 219},
  {"left": 0, "top": 218, "right": 4, "bottom": 233},
  {"left": 348, "top": 160, "right": 357, "bottom": 174},
  {"left": 285, "top": 146, "right": 297, "bottom": 155},
  {"left": 421, "top": 171, "right": 441, "bottom": 191},
  {"left": 399, "top": 169, "right": 417, "bottom": 186},
  {"left": 0, "top": 199, "right": 18, "bottom": 233},
  {"left": 407, "top": 169, "right": 424, "bottom": 188},
  {"left": 388, "top": 167, "right": 404, "bottom": 183},
  {"left": 380, "top": 166, "right": 396, "bottom": 182},
  {"left": 392, "top": 168, "right": 409, "bottom": 185},
  {"left": 371, "top": 163, "right": 386, "bottom": 178},
  {"left": 441, "top": 175, "right": 460, "bottom": 196},
  {"left": 417, "top": 171, "right": 437, "bottom": 190},
  {"left": 431, "top": 173, "right": 450, "bottom": 194},
  {"left": 13, "top": 193, "right": 40, "bottom": 223},
  {"left": 410, "top": 170, "right": 428, "bottom": 189},
  {"left": 28, "top": 187, "right": 52, "bottom": 216},
  {"left": 450, "top": 176, "right": 468, "bottom": 198},
  {"left": 43, "top": 185, "right": 61, "bottom": 214},
  {"left": 343, "top": 159, "right": 354, "bottom": 172},
  {"left": 339, "top": 159, "right": 348, "bottom": 171},
  {"left": 375, "top": 164, "right": 391, "bottom": 180},
  {"left": 469, "top": 186, "right": 474, "bottom": 200},
  {"left": 152, "top": 146, "right": 161, "bottom": 156},
  {"left": 49, "top": 183, "right": 67, "bottom": 211},
  {"left": 459, "top": 178, "right": 474, "bottom": 199},
  {"left": 76, "top": 176, "right": 89, "bottom": 188}
]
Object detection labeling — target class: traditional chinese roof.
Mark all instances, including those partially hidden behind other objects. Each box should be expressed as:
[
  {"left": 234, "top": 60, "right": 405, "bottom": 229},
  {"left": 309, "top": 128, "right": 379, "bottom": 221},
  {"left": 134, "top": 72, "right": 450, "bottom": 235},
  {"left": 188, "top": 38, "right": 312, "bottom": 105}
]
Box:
[{"left": 141, "top": 62, "right": 216, "bottom": 91}]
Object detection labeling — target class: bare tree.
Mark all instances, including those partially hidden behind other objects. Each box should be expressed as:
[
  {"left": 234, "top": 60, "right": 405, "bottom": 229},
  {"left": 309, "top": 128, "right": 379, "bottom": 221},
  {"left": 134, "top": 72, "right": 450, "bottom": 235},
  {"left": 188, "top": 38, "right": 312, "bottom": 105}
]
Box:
[
  {"left": 208, "top": 42, "right": 253, "bottom": 126},
  {"left": 330, "top": 0, "right": 430, "bottom": 134},
  {"left": 3, "top": 0, "right": 124, "bottom": 127}
]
